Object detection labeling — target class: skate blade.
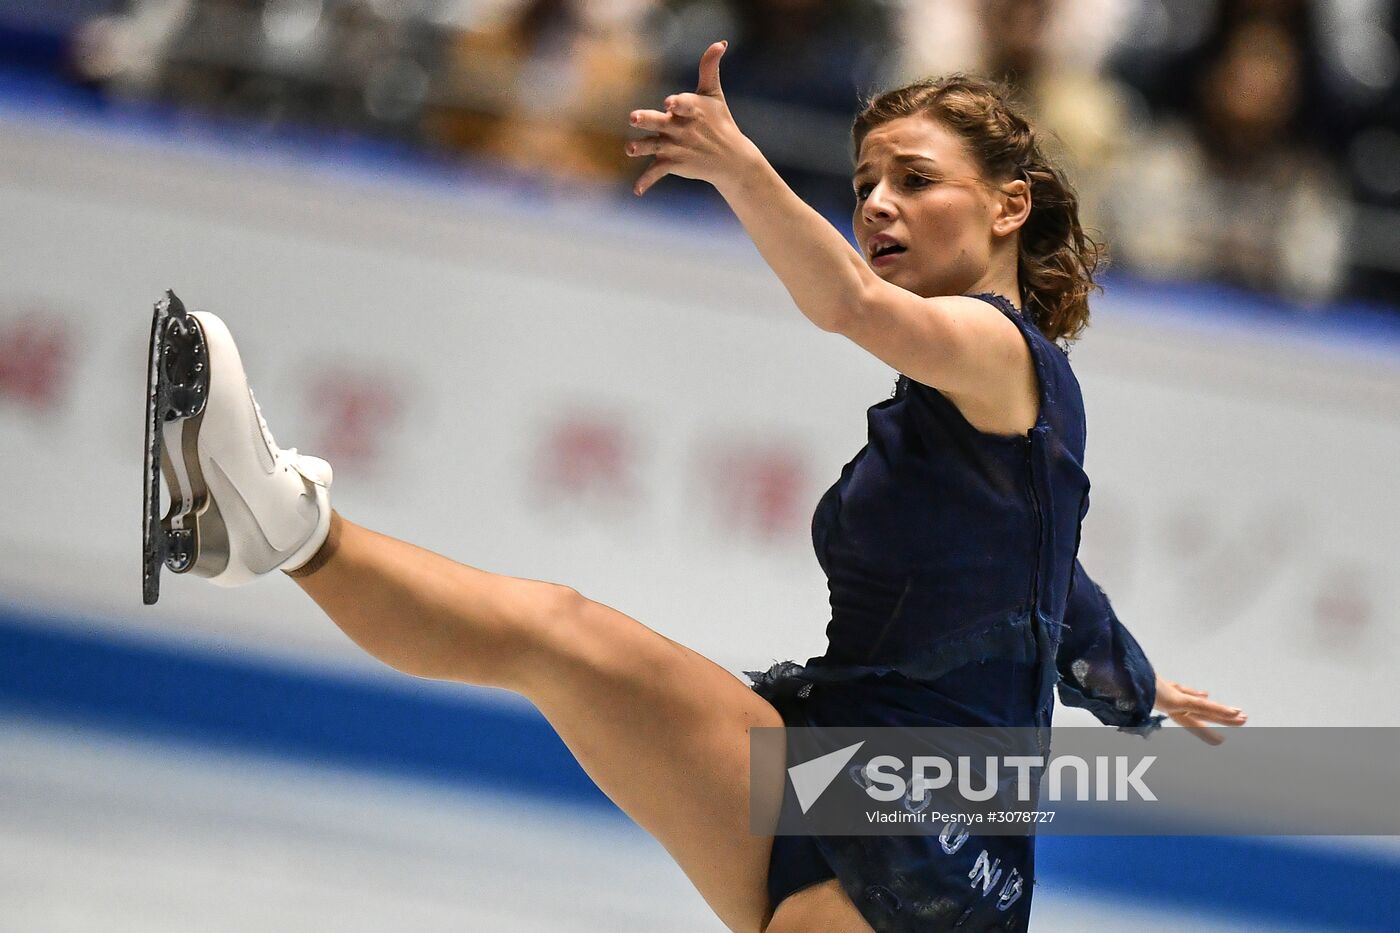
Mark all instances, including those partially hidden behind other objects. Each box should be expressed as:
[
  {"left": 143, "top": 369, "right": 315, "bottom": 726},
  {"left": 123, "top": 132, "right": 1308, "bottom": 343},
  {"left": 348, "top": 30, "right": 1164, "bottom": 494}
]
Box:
[{"left": 142, "top": 290, "right": 209, "bottom": 604}]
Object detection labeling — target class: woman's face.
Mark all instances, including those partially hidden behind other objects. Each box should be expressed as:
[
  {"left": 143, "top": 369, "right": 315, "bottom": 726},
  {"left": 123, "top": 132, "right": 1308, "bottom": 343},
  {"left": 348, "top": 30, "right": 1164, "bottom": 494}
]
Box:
[{"left": 852, "top": 114, "right": 1009, "bottom": 299}]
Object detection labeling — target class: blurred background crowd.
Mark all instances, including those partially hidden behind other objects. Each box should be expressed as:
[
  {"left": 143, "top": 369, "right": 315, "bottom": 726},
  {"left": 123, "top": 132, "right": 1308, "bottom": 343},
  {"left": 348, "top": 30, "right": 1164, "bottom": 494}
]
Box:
[{"left": 3, "top": 0, "right": 1399, "bottom": 310}]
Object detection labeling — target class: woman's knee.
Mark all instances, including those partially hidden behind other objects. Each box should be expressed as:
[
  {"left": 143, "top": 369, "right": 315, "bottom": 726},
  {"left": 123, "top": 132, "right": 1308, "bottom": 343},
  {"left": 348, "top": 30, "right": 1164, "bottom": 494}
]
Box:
[
  {"left": 513, "top": 587, "right": 714, "bottom": 709},
  {"left": 416, "top": 580, "right": 585, "bottom": 689},
  {"left": 486, "top": 583, "right": 603, "bottom": 689}
]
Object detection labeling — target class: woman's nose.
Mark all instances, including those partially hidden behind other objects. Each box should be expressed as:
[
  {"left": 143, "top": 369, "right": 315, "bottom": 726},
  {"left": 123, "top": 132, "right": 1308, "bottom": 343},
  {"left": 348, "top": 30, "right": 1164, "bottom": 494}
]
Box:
[{"left": 862, "top": 182, "right": 897, "bottom": 223}]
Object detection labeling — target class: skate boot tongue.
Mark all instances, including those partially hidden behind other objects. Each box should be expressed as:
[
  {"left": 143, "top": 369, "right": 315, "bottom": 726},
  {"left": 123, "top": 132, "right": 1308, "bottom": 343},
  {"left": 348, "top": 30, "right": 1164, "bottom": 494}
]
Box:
[
  {"left": 292, "top": 454, "right": 333, "bottom": 488},
  {"left": 248, "top": 387, "right": 332, "bottom": 489},
  {"left": 249, "top": 388, "right": 281, "bottom": 461}
]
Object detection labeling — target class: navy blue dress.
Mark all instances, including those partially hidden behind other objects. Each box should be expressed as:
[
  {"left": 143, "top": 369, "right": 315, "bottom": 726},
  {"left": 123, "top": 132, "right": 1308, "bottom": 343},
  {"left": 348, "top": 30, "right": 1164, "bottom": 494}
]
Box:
[{"left": 747, "top": 293, "right": 1163, "bottom": 931}]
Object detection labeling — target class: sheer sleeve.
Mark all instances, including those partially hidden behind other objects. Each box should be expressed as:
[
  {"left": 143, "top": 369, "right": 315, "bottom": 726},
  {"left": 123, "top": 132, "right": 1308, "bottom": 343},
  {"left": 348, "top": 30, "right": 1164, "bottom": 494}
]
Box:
[{"left": 1056, "top": 559, "right": 1165, "bottom": 736}]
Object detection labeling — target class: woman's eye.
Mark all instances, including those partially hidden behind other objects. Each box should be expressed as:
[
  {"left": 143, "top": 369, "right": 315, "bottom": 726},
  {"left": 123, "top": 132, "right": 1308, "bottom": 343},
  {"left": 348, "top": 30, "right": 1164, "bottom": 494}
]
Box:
[
  {"left": 855, "top": 184, "right": 873, "bottom": 200},
  {"left": 904, "top": 173, "right": 932, "bottom": 188}
]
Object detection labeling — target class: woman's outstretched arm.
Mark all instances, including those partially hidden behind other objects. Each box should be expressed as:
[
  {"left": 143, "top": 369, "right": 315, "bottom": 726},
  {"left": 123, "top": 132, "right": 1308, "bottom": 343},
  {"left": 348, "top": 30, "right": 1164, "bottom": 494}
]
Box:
[
  {"left": 625, "top": 41, "right": 1025, "bottom": 398},
  {"left": 1060, "top": 558, "right": 1249, "bottom": 744}
]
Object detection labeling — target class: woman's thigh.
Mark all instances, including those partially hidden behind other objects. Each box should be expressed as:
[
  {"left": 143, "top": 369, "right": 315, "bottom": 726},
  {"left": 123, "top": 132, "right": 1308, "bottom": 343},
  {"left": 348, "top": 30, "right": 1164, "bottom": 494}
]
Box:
[
  {"left": 516, "top": 591, "right": 788, "bottom": 933},
  {"left": 765, "top": 879, "right": 874, "bottom": 933}
]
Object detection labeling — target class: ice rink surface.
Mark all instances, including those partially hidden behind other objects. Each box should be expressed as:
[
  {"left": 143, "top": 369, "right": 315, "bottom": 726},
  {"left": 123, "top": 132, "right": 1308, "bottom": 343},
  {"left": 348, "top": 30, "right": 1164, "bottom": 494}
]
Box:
[{"left": 0, "top": 716, "right": 1323, "bottom": 933}]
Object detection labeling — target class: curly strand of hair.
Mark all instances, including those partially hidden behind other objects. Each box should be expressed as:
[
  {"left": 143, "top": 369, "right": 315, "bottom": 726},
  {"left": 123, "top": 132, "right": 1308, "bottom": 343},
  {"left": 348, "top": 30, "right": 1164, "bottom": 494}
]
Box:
[{"left": 852, "top": 74, "right": 1106, "bottom": 345}]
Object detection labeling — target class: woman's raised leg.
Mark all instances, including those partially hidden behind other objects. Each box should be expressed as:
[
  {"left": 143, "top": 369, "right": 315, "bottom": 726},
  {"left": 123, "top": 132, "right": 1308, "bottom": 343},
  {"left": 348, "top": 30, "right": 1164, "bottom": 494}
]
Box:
[
  {"left": 147, "top": 304, "right": 846, "bottom": 930},
  {"left": 291, "top": 513, "right": 792, "bottom": 933}
]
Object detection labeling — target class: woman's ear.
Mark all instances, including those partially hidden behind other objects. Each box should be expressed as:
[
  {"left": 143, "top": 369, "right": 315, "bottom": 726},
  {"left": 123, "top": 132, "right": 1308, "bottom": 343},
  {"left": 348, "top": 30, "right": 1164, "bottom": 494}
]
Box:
[{"left": 992, "top": 177, "right": 1032, "bottom": 238}]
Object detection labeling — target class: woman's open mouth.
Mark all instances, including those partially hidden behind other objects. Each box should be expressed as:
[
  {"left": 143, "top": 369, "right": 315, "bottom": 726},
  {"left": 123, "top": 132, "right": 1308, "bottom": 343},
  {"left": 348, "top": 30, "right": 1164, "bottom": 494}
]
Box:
[{"left": 871, "top": 242, "right": 907, "bottom": 267}]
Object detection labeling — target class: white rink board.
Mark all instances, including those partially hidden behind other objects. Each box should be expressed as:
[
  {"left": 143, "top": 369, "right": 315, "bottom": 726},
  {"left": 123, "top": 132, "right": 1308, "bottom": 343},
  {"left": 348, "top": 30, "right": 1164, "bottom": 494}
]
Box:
[{"left": 0, "top": 111, "right": 1398, "bottom": 730}]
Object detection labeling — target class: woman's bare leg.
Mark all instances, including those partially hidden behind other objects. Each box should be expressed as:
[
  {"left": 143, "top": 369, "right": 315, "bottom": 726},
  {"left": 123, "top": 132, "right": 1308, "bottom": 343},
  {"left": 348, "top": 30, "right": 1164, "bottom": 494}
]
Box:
[
  {"left": 765, "top": 880, "right": 875, "bottom": 933},
  {"left": 291, "top": 514, "right": 797, "bottom": 932}
]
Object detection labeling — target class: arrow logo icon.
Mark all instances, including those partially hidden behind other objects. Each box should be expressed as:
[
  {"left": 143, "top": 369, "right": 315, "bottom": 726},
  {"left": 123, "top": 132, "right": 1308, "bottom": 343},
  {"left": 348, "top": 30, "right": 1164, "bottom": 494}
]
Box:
[{"left": 788, "top": 741, "right": 866, "bottom": 814}]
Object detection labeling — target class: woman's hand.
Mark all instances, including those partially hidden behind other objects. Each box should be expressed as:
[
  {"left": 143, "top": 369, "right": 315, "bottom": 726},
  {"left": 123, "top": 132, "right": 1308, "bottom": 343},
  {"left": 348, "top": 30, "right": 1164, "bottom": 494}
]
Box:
[
  {"left": 1154, "top": 675, "right": 1248, "bottom": 745},
  {"left": 625, "top": 41, "right": 765, "bottom": 196}
]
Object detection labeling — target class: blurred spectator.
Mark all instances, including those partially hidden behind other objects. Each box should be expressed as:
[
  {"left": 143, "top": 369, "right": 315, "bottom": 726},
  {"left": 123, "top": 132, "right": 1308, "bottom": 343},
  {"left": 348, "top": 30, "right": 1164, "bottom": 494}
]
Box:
[
  {"left": 1113, "top": 0, "right": 1325, "bottom": 128},
  {"left": 23, "top": 0, "right": 1400, "bottom": 308},
  {"left": 1315, "top": 0, "right": 1400, "bottom": 305},
  {"left": 74, "top": 0, "right": 444, "bottom": 139},
  {"left": 893, "top": 0, "right": 1132, "bottom": 82},
  {"left": 71, "top": 0, "right": 194, "bottom": 97},
  {"left": 1105, "top": 12, "right": 1349, "bottom": 301},
  {"left": 425, "top": 0, "right": 657, "bottom": 183},
  {"left": 881, "top": 0, "right": 1141, "bottom": 243}
]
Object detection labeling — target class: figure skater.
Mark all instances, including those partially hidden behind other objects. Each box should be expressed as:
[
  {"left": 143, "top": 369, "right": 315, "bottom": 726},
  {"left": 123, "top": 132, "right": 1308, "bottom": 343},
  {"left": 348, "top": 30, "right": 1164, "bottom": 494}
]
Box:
[{"left": 142, "top": 42, "right": 1247, "bottom": 933}]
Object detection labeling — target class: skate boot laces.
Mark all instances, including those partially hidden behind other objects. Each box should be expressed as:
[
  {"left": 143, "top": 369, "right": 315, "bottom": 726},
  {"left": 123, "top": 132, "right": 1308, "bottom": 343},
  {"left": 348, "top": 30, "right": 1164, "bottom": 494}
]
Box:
[{"left": 248, "top": 386, "right": 329, "bottom": 487}]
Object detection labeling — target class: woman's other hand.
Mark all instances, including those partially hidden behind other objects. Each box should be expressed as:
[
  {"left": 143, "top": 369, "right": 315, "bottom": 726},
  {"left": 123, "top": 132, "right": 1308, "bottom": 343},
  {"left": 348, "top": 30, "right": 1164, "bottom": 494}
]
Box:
[
  {"left": 1154, "top": 675, "right": 1248, "bottom": 745},
  {"left": 625, "top": 41, "right": 764, "bottom": 196}
]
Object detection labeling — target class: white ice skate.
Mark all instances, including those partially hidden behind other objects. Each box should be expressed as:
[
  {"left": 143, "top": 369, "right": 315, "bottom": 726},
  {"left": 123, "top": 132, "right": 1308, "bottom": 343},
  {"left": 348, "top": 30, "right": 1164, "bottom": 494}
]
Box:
[{"left": 142, "top": 291, "right": 332, "bottom": 603}]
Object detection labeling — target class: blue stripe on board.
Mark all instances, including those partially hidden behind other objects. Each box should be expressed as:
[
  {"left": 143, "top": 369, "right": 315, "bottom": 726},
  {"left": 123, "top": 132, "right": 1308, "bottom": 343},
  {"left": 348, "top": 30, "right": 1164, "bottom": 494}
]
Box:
[
  {"left": 1, "top": 609, "right": 1397, "bottom": 930},
  {"left": 1043, "top": 836, "right": 1399, "bottom": 931},
  {"left": 0, "top": 608, "right": 611, "bottom": 811}
]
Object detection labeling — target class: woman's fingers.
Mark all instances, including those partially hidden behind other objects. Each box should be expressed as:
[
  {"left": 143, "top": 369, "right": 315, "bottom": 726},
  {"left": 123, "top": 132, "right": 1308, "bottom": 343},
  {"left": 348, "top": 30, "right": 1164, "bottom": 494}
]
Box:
[
  {"left": 625, "top": 136, "right": 668, "bottom": 159},
  {"left": 1192, "top": 704, "right": 1248, "bottom": 725},
  {"left": 1157, "top": 677, "right": 1246, "bottom": 742},
  {"left": 1160, "top": 678, "right": 1204, "bottom": 698},
  {"left": 629, "top": 109, "right": 673, "bottom": 133},
  {"left": 696, "top": 40, "right": 727, "bottom": 97},
  {"left": 665, "top": 94, "right": 702, "bottom": 118},
  {"left": 1157, "top": 676, "right": 1245, "bottom": 742},
  {"left": 1160, "top": 679, "right": 1246, "bottom": 724},
  {"left": 626, "top": 41, "right": 739, "bottom": 194},
  {"left": 1183, "top": 693, "right": 1247, "bottom": 724},
  {"left": 633, "top": 158, "right": 673, "bottom": 196},
  {"left": 1174, "top": 711, "right": 1226, "bottom": 746}
]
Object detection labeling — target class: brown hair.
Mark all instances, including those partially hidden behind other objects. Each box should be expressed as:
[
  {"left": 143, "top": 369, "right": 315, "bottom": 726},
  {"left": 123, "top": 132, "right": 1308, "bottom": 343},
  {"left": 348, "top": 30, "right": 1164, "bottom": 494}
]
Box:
[{"left": 852, "top": 75, "right": 1104, "bottom": 344}]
